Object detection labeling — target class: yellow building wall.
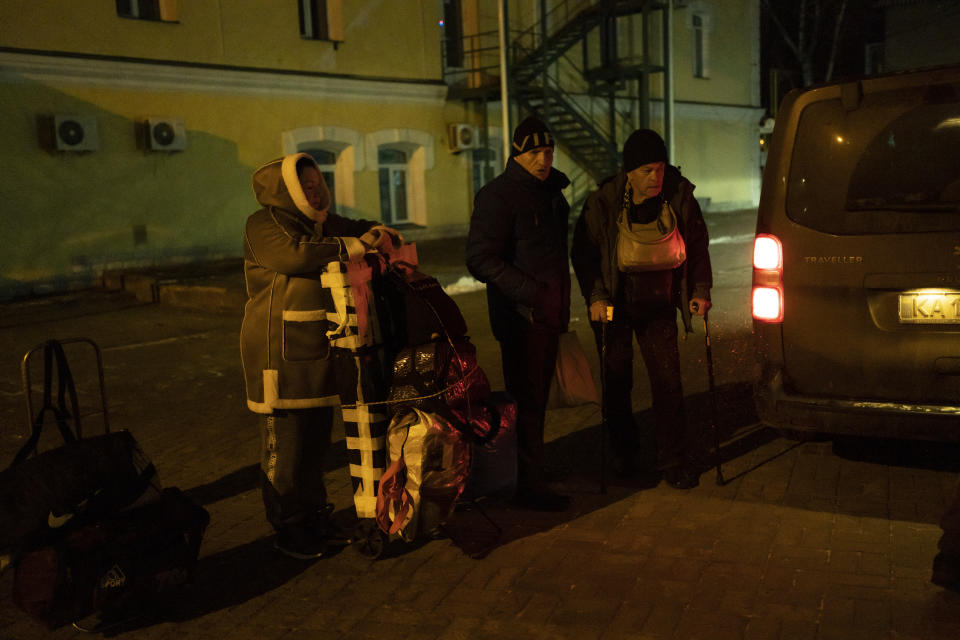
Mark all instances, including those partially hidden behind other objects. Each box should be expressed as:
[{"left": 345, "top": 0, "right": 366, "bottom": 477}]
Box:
[
  {"left": 0, "top": 75, "right": 471, "bottom": 281},
  {"left": 1, "top": 0, "right": 443, "bottom": 80},
  {"left": 670, "top": 0, "right": 758, "bottom": 106},
  {"left": 0, "top": 1, "right": 474, "bottom": 294}
]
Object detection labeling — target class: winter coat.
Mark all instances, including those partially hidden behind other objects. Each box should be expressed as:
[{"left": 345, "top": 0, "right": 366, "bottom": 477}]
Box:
[
  {"left": 241, "top": 154, "right": 375, "bottom": 414},
  {"left": 466, "top": 158, "right": 571, "bottom": 340},
  {"left": 571, "top": 165, "right": 712, "bottom": 333}
]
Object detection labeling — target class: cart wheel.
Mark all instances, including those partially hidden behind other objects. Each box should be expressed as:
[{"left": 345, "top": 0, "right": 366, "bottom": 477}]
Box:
[{"left": 354, "top": 520, "right": 385, "bottom": 559}]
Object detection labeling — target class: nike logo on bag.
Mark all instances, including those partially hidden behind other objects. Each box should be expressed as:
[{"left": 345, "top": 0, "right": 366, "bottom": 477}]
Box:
[{"left": 48, "top": 511, "right": 74, "bottom": 528}]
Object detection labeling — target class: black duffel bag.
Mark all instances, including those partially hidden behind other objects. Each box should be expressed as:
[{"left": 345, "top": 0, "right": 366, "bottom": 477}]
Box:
[
  {"left": 12, "top": 487, "right": 210, "bottom": 630},
  {"left": 0, "top": 340, "right": 160, "bottom": 554}
]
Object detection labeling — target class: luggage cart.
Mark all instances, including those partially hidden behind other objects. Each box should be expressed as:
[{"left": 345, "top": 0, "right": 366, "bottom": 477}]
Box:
[
  {"left": 325, "top": 242, "right": 507, "bottom": 559},
  {"left": 20, "top": 337, "right": 110, "bottom": 448},
  {"left": 321, "top": 244, "right": 423, "bottom": 559}
]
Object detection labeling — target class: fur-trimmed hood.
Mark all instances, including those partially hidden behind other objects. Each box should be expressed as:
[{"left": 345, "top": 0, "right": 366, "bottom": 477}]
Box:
[{"left": 251, "top": 153, "right": 329, "bottom": 222}]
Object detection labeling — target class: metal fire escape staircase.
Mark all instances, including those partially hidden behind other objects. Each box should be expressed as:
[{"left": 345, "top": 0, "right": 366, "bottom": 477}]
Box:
[
  {"left": 510, "top": 1, "right": 648, "bottom": 181},
  {"left": 444, "top": 1, "right": 670, "bottom": 190}
]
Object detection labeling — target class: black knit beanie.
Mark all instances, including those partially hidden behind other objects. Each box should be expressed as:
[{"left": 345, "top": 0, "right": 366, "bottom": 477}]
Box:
[
  {"left": 622, "top": 129, "right": 668, "bottom": 172},
  {"left": 511, "top": 116, "right": 555, "bottom": 156}
]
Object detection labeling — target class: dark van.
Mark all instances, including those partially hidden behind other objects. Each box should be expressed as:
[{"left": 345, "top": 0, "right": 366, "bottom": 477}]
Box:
[{"left": 752, "top": 64, "right": 960, "bottom": 441}]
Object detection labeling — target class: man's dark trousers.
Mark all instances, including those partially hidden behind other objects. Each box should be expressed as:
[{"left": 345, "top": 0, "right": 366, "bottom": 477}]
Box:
[{"left": 498, "top": 322, "right": 560, "bottom": 490}]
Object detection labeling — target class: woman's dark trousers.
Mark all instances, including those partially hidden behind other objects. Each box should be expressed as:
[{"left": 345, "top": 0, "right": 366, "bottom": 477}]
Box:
[{"left": 259, "top": 407, "right": 334, "bottom": 531}]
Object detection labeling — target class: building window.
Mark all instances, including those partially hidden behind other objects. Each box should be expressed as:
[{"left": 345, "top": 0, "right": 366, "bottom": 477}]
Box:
[
  {"left": 299, "top": 0, "right": 343, "bottom": 43},
  {"left": 116, "top": 0, "right": 179, "bottom": 22},
  {"left": 692, "top": 13, "right": 708, "bottom": 78},
  {"left": 865, "top": 42, "right": 885, "bottom": 76},
  {"left": 442, "top": 0, "right": 464, "bottom": 68},
  {"left": 299, "top": 147, "right": 337, "bottom": 211},
  {"left": 378, "top": 148, "right": 409, "bottom": 225}
]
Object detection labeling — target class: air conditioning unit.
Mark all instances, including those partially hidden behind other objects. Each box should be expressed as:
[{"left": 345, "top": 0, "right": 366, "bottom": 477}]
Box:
[
  {"left": 49, "top": 115, "right": 100, "bottom": 152},
  {"left": 145, "top": 116, "right": 187, "bottom": 151},
  {"left": 448, "top": 123, "right": 477, "bottom": 153}
]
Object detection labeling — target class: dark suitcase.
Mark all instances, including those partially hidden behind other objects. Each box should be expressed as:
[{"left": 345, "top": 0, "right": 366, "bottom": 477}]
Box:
[{"left": 12, "top": 487, "right": 210, "bottom": 630}]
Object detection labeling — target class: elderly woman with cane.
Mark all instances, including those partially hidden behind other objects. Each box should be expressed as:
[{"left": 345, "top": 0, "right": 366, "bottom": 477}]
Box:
[{"left": 571, "top": 129, "right": 713, "bottom": 489}]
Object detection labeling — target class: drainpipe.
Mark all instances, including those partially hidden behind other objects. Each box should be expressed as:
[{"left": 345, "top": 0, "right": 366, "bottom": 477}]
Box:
[
  {"left": 640, "top": 1, "right": 650, "bottom": 130},
  {"left": 541, "top": 0, "right": 549, "bottom": 124},
  {"left": 663, "top": 0, "right": 674, "bottom": 159},
  {"left": 498, "top": 0, "right": 511, "bottom": 163}
]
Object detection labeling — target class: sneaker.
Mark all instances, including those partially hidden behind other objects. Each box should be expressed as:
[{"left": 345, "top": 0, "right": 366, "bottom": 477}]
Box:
[
  {"left": 515, "top": 485, "right": 571, "bottom": 512},
  {"left": 274, "top": 525, "right": 327, "bottom": 559},
  {"left": 310, "top": 505, "right": 352, "bottom": 547}
]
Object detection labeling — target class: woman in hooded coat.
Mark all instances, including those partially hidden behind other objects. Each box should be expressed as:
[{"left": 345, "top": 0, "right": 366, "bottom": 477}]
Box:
[{"left": 241, "top": 152, "right": 398, "bottom": 558}]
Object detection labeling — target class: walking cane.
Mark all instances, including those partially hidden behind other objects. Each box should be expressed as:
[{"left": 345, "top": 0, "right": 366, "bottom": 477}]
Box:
[
  {"left": 599, "top": 314, "right": 608, "bottom": 495},
  {"left": 694, "top": 302, "right": 725, "bottom": 486}
]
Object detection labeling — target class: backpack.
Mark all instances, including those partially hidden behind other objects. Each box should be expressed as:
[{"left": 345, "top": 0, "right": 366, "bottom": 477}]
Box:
[{"left": 372, "top": 261, "right": 467, "bottom": 358}]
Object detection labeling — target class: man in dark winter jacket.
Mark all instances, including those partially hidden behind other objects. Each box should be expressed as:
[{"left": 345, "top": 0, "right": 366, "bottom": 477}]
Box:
[
  {"left": 571, "top": 129, "right": 712, "bottom": 490},
  {"left": 466, "top": 116, "right": 572, "bottom": 512},
  {"left": 241, "top": 152, "right": 400, "bottom": 558}
]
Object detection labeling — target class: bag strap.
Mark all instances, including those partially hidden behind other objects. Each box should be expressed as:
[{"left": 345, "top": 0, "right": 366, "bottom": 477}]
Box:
[
  {"left": 621, "top": 185, "right": 674, "bottom": 236},
  {"left": 375, "top": 457, "right": 413, "bottom": 536},
  {"left": 11, "top": 340, "right": 81, "bottom": 466},
  {"left": 51, "top": 340, "right": 82, "bottom": 440}
]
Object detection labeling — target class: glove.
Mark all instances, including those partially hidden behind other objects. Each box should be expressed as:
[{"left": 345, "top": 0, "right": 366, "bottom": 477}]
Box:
[
  {"left": 689, "top": 298, "right": 711, "bottom": 317},
  {"left": 359, "top": 225, "right": 405, "bottom": 251},
  {"left": 359, "top": 228, "right": 384, "bottom": 249},
  {"left": 589, "top": 300, "right": 612, "bottom": 323}
]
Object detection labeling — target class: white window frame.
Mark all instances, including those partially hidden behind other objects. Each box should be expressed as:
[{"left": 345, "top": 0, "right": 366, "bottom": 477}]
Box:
[
  {"left": 366, "top": 129, "right": 434, "bottom": 227},
  {"left": 688, "top": 3, "right": 714, "bottom": 80},
  {"left": 117, "top": 0, "right": 179, "bottom": 22},
  {"left": 299, "top": 0, "right": 343, "bottom": 43},
  {"left": 378, "top": 149, "right": 411, "bottom": 225}
]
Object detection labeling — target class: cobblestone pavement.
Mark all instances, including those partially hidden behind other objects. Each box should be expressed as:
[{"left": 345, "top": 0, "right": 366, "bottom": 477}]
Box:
[{"left": 1, "top": 227, "right": 959, "bottom": 639}]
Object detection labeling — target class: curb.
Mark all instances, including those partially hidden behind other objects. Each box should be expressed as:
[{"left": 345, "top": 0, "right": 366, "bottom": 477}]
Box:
[
  {"left": 158, "top": 283, "right": 246, "bottom": 314},
  {"left": 102, "top": 270, "right": 245, "bottom": 314}
]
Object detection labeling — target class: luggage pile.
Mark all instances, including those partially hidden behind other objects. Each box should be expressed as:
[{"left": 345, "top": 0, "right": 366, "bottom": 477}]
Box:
[
  {"left": 0, "top": 338, "right": 210, "bottom": 633},
  {"left": 318, "top": 239, "right": 516, "bottom": 557}
]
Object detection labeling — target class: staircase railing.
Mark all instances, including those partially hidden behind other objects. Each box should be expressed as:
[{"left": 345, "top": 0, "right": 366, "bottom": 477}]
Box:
[{"left": 441, "top": 2, "right": 645, "bottom": 182}]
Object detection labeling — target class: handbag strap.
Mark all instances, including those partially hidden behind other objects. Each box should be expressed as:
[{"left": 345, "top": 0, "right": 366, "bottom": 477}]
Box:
[
  {"left": 375, "top": 458, "right": 413, "bottom": 536},
  {"left": 619, "top": 186, "right": 675, "bottom": 237},
  {"left": 12, "top": 340, "right": 81, "bottom": 466}
]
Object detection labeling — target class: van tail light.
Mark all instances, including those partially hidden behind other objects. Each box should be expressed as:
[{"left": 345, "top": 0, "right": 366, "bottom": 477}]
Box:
[{"left": 752, "top": 234, "right": 783, "bottom": 323}]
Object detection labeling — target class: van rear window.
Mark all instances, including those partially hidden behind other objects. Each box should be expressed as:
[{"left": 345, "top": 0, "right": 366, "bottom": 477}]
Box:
[{"left": 786, "top": 85, "right": 960, "bottom": 234}]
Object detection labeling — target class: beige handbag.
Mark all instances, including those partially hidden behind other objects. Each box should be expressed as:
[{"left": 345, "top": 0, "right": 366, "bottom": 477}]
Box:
[{"left": 616, "top": 196, "right": 687, "bottom": 272}]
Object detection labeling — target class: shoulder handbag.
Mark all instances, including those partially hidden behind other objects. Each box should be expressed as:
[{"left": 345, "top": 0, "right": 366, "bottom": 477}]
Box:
[{"left": 616, "top": 196, "right": 687, "bottom": 272}]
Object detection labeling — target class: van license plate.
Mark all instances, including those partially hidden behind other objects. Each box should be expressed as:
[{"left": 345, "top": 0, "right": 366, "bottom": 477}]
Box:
[{"left": 898, "top": 292, "right": 960, "bottom": 324}]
